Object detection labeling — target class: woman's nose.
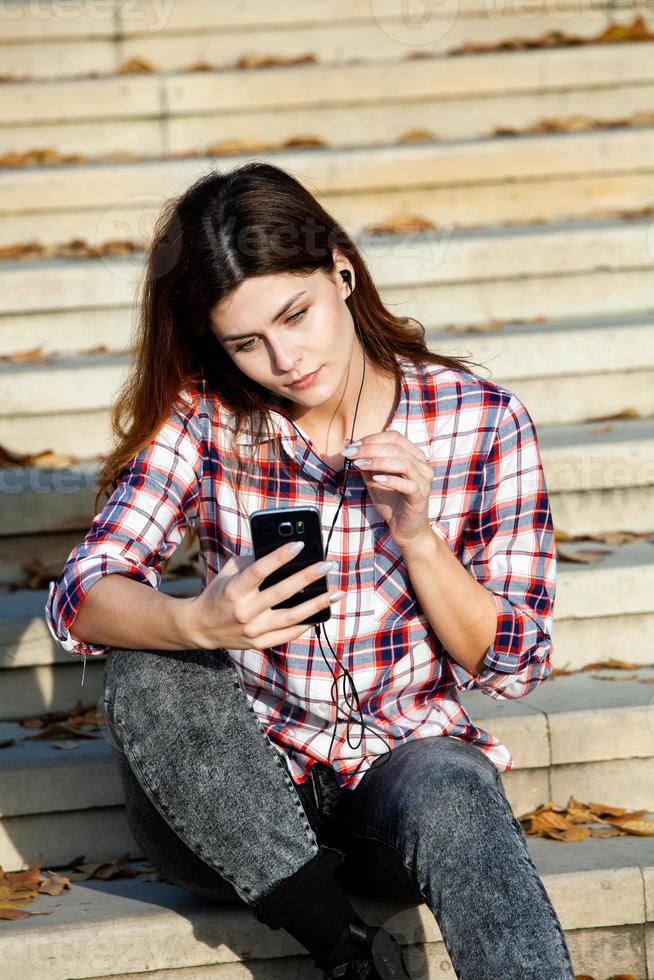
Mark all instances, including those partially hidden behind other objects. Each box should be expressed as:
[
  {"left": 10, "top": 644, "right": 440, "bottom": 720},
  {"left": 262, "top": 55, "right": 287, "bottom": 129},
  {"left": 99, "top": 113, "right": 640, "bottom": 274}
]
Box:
[{"left": 271, "top": 341, "right": 301, "bottom": 372}]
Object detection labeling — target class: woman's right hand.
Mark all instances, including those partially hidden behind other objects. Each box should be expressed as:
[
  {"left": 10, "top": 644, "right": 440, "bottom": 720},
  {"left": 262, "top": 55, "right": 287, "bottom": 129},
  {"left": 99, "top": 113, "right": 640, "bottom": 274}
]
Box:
[{"left": 182, "top": 541, "right": 345, "bottom": 651}]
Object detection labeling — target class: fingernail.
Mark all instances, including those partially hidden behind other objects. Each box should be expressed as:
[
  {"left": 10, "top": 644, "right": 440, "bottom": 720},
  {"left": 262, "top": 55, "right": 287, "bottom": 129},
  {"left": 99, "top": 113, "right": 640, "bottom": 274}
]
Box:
[
  {"left": 288, "top": 541, "right": 305, "bottom": 554},
  {"left": 315, "top": 559, "right": 338, "bottom": 574},
  {"left": 329, "top": 590, "right": 346, "bottom": 604},
  {"left": 341, "top": 446, "right": 358, "bottom": 457}
]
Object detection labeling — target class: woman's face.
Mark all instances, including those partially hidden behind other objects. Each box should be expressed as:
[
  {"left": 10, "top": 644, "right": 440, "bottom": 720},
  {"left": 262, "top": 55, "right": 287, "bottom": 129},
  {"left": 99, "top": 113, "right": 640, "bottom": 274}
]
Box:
[{"left": 209, "top": 264, "right": 357, "bottom": 415}]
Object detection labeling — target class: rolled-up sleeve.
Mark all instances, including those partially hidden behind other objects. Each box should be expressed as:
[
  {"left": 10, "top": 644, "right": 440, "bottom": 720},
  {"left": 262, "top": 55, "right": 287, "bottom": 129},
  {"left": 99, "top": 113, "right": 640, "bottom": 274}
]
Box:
[
  {"left": 44, "top": 397, "right": 202, "bottom": 658},
  {"left": 449, "top": 392, "right": 556, "bottom": 699}
]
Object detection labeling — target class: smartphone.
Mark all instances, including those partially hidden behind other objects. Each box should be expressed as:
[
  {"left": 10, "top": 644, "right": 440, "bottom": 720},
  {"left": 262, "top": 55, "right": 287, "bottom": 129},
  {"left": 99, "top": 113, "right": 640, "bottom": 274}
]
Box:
[{"left": 249, "top": 505, "right": 331, "bottom": 626}]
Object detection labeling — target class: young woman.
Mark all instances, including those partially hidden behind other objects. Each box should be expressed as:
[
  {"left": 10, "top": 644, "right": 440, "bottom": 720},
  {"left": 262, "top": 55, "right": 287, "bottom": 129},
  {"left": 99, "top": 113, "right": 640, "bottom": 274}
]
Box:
[{"left": 46, "top": 162, "right": 575, "bottom": 979}]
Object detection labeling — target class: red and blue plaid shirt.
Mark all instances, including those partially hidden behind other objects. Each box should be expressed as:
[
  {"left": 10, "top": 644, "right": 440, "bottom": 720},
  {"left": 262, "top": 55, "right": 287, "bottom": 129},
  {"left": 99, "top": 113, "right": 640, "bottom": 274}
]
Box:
[{"left": 45, "top": 356, "right": 556, "bottom": 789}]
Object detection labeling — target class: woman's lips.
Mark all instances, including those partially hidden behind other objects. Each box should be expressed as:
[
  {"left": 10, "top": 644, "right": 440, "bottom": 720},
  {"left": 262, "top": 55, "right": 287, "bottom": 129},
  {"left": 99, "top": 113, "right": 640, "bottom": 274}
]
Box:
[{"left": 287, "top": 366, "right": 322, "bottom": 389}]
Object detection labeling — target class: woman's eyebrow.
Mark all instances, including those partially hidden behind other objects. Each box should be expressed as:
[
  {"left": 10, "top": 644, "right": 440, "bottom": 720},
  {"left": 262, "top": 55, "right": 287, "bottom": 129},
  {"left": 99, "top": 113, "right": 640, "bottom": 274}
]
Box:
[{"left": 223, "top": 290, "right": 308, "bottom": 342}]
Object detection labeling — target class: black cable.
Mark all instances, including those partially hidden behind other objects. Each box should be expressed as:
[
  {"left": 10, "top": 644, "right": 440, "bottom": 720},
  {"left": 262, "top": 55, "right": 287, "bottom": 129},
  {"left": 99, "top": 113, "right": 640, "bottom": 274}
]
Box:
[{"left": 284, "top": 288, "right": 393, "bottom": 775}]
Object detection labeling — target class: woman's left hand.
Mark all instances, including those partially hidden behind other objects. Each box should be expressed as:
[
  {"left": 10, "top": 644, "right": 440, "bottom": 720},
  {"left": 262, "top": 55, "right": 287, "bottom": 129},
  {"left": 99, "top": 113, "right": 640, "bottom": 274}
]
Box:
[{"left": 342, "top": 431, "right": 434, "bottom": 550}]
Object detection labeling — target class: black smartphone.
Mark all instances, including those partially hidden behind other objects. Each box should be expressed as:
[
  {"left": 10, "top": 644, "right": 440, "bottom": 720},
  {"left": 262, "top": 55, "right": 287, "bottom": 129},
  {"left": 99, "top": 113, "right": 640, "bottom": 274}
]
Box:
[{"left": 249, "top": 506, "right": 331, "bottom": 626}]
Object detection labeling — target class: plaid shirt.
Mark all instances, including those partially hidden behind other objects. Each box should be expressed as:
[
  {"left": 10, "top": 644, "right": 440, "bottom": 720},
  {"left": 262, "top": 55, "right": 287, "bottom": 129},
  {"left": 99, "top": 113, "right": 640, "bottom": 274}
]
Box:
[{"left": 45, "top": 356, "right": 556, "bottom": 789}]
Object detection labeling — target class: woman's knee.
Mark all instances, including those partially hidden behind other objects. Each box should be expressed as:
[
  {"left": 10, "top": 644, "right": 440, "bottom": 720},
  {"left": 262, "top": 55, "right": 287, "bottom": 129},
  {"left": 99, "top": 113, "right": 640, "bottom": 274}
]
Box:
[{"left": 394, "top": 741, "right": 503, "bottom": 843}]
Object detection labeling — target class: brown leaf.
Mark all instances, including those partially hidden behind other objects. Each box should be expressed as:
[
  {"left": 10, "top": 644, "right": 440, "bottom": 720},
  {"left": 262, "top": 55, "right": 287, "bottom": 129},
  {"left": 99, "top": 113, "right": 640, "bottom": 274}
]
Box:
[
  {"left": 531, "top": 811, "right": 576, "bottom": 833},
  {"left": 38, "top": 872, "right": 72, "bottom": 896},
  {"left": 589, "top": 802, "right": 639, "bottom": 819},
  {"left": 581, "top": 659, "right": 642, "bottom": 671},
  {"left": 67, "top": 854, "right": 136, "bottom": 882},
  {"left": 181, "top": 61, "right": 216, "bottom": 73},
  {"left": 0, "top": 908, "right": 32, "bottom": 919},
  {"left": 566, "top": 796, "right": 596, "bottom": 824},
  {"left": 0, "top": 445, "right": 78, "bottom": 469},
  {"left": 556, "top": 546, "right": 611, "bottom": 564},
  {"left": 602, "top": 817, "right": 654, "bottom": 837},
  {"left": 591, "top": 672, "right": 639, "bottom": 681},
  {"left": 0, "top": 147, "right": 91, "bottom": 167},
  {"left": 452, "top": 15, "right": 654, "bottom": 56},
  {"left": 0, "top": 345, "right": 52, "bottom": 362},
  {"left": 517, "top": 797, "right": 654, "bottom": 842},
  {"left": 543, "top": 826, "right": 591, "bottom": 842},
  {"left": 282, "top": 136, "right": 326, "bottom": 149},
  {"left": 116, "top": 55, "right": 157, "bottom": 74},
  {"left": 20, "top": 702, "right": 104, "bottom": 741},
  {"left": 234, "top": 53, "right": 317, "bottom": 70},
  {"left": 364, "top": 215, "right": 438, "bottom": 235},
  {"left": 204, "top": 138, "right": 272, "bottom": 155},
  {"left": 397, "top": 129, "right": 436, "bottom": 144}
]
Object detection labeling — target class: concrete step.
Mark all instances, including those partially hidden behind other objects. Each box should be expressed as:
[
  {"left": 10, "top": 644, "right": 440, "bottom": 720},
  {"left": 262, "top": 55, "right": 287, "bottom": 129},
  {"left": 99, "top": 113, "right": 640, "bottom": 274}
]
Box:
[
  {"left": 2, "top": 413, "right": 653, "bottom": 544},
  {"left": 3, "top": 128, "right": 654, "bottom": 250},
  {"left": 2, "top": 315, "right": 654, "bottom": 458},
  {"left": 2, "top": 41, "right": 654, "bottom": 157},
  {"left": 0, "top": 518, "right": 200, "bottom": 587},
  {"left": 4, "top": 311, "right": 653, "bottom": 391},
  {"left": 1, "top": 537, "right": 653, "bottom": 713},
  {"left": 1, "top": 838, "right": 652, "bottom": 979},
  {"left": 0, "top": 369, "right": 654, "bottom": 460},
  {"left": 0, "top": 0, "right": 648, "bottom": 80},
  {"left": 5, "top": 269, "right": 653, "bottom": 371},
  {"left": 3, "top": 216, "right": 652, "bottom": 318},
  {"left": 0, "top": 667, "right": 653, "bottom": 869}
]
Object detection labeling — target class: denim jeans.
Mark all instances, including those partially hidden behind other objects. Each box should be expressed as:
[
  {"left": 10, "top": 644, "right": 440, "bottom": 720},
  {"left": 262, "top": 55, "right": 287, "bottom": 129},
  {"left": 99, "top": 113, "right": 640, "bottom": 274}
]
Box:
[{"left": 102, "top": 645, "right": 575, "bottom": 979}]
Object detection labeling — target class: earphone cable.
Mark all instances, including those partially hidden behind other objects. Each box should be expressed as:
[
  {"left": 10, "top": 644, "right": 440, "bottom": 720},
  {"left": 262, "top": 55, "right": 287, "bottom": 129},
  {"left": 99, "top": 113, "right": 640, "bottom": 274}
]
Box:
[{"left": 284, "top": 278, "right": 392, "bottom": 773}]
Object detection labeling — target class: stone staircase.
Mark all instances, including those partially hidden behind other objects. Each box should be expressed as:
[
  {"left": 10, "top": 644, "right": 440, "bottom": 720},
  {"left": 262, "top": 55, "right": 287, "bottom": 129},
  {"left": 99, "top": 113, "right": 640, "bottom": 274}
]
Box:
[{"left": 1, "top": 1, "right": 654, "bottom": 977}]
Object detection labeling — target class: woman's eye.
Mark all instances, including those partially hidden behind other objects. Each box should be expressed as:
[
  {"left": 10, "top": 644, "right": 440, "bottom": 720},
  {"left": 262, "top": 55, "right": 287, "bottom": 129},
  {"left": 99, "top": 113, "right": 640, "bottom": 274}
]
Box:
[{"left": 236, "top": 308, "right": 307, "bottom": 353}]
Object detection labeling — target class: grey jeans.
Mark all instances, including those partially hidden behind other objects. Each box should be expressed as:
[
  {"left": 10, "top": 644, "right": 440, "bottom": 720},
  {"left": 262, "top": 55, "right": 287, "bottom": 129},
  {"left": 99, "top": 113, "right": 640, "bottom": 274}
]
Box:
[{"left": 102, "top": 645, "right": 575, "bottom": 979}]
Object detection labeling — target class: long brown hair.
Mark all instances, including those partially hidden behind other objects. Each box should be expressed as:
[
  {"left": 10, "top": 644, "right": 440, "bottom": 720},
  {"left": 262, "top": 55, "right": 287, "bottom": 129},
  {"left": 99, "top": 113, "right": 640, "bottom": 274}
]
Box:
[{"left": 95, "top": 161, "right": 486, "bottom": 521}]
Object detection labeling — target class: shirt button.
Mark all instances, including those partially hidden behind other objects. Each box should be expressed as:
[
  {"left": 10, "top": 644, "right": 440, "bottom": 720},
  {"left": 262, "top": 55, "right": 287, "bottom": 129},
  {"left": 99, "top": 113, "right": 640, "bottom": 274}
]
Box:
[{"left": 315, "top": 703, "right": 332, "bottom": 719}]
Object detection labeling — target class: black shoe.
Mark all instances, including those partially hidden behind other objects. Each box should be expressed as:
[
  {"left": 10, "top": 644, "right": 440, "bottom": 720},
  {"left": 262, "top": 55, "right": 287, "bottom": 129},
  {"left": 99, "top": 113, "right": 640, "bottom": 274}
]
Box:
[{"left": 323, "top": 920, "right": 411, "bottom": 979}]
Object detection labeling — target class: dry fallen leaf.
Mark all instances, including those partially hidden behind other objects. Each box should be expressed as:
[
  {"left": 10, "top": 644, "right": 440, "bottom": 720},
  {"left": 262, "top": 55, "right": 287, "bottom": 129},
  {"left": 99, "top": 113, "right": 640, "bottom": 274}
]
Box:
[
  {"left": 364, "top": 215, "right": 438, "bottom": 235},
  {"left": 235, "top": 53, "right": 317, "bottom": 70},
  {"left": 0, "top": 147, "right": 91, "bottom": 167},
  {"left": 397, "top": 129, "right": 437, "bottom": 144},
  {"left": 0, "top": 445, "right": 79, "bottom": 470},
  {"left": 588, "top": 826, "right": 625, "bottom": 838},
  {"left": 518, "top": 797, "right": 654, "bottom": 841},
  {"left": 64, "top": 853, "right": 137, "bottom": 882},
  {"left": 555, "top": 546, "right": 612, "bottom": 564},
  {"left": 0, "top": 855, "right": 71, "bottom": 919},
  {"left": 606, "top": 820, "right": 654, "bottom": 837},
  {"left": 204, "top": 137, "right": 272, "bottom": 154},
  {"left": 591, "top": 672, "right": 640, "bottom": 681},
  {"left": 545, "top": 826, "right": 591, "bottom": 842},
  {"left": 116, "top": 55, "right": 157, "bottom": 74},
  {"left": 20, "top": 702, "right": 104, "bottom": 741},
  {"left": 581, "top": 659, "right": 643, "bottom": 671},
  {"left": 454, "top": 15, "right": 654, "bottom": 56}
]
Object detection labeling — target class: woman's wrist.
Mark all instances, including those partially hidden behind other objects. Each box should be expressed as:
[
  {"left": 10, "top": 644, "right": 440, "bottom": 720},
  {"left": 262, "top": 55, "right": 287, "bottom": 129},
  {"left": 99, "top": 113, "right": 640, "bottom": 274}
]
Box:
[{"left": 176, "top": 594, "right": 217, "bottom": 650}]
